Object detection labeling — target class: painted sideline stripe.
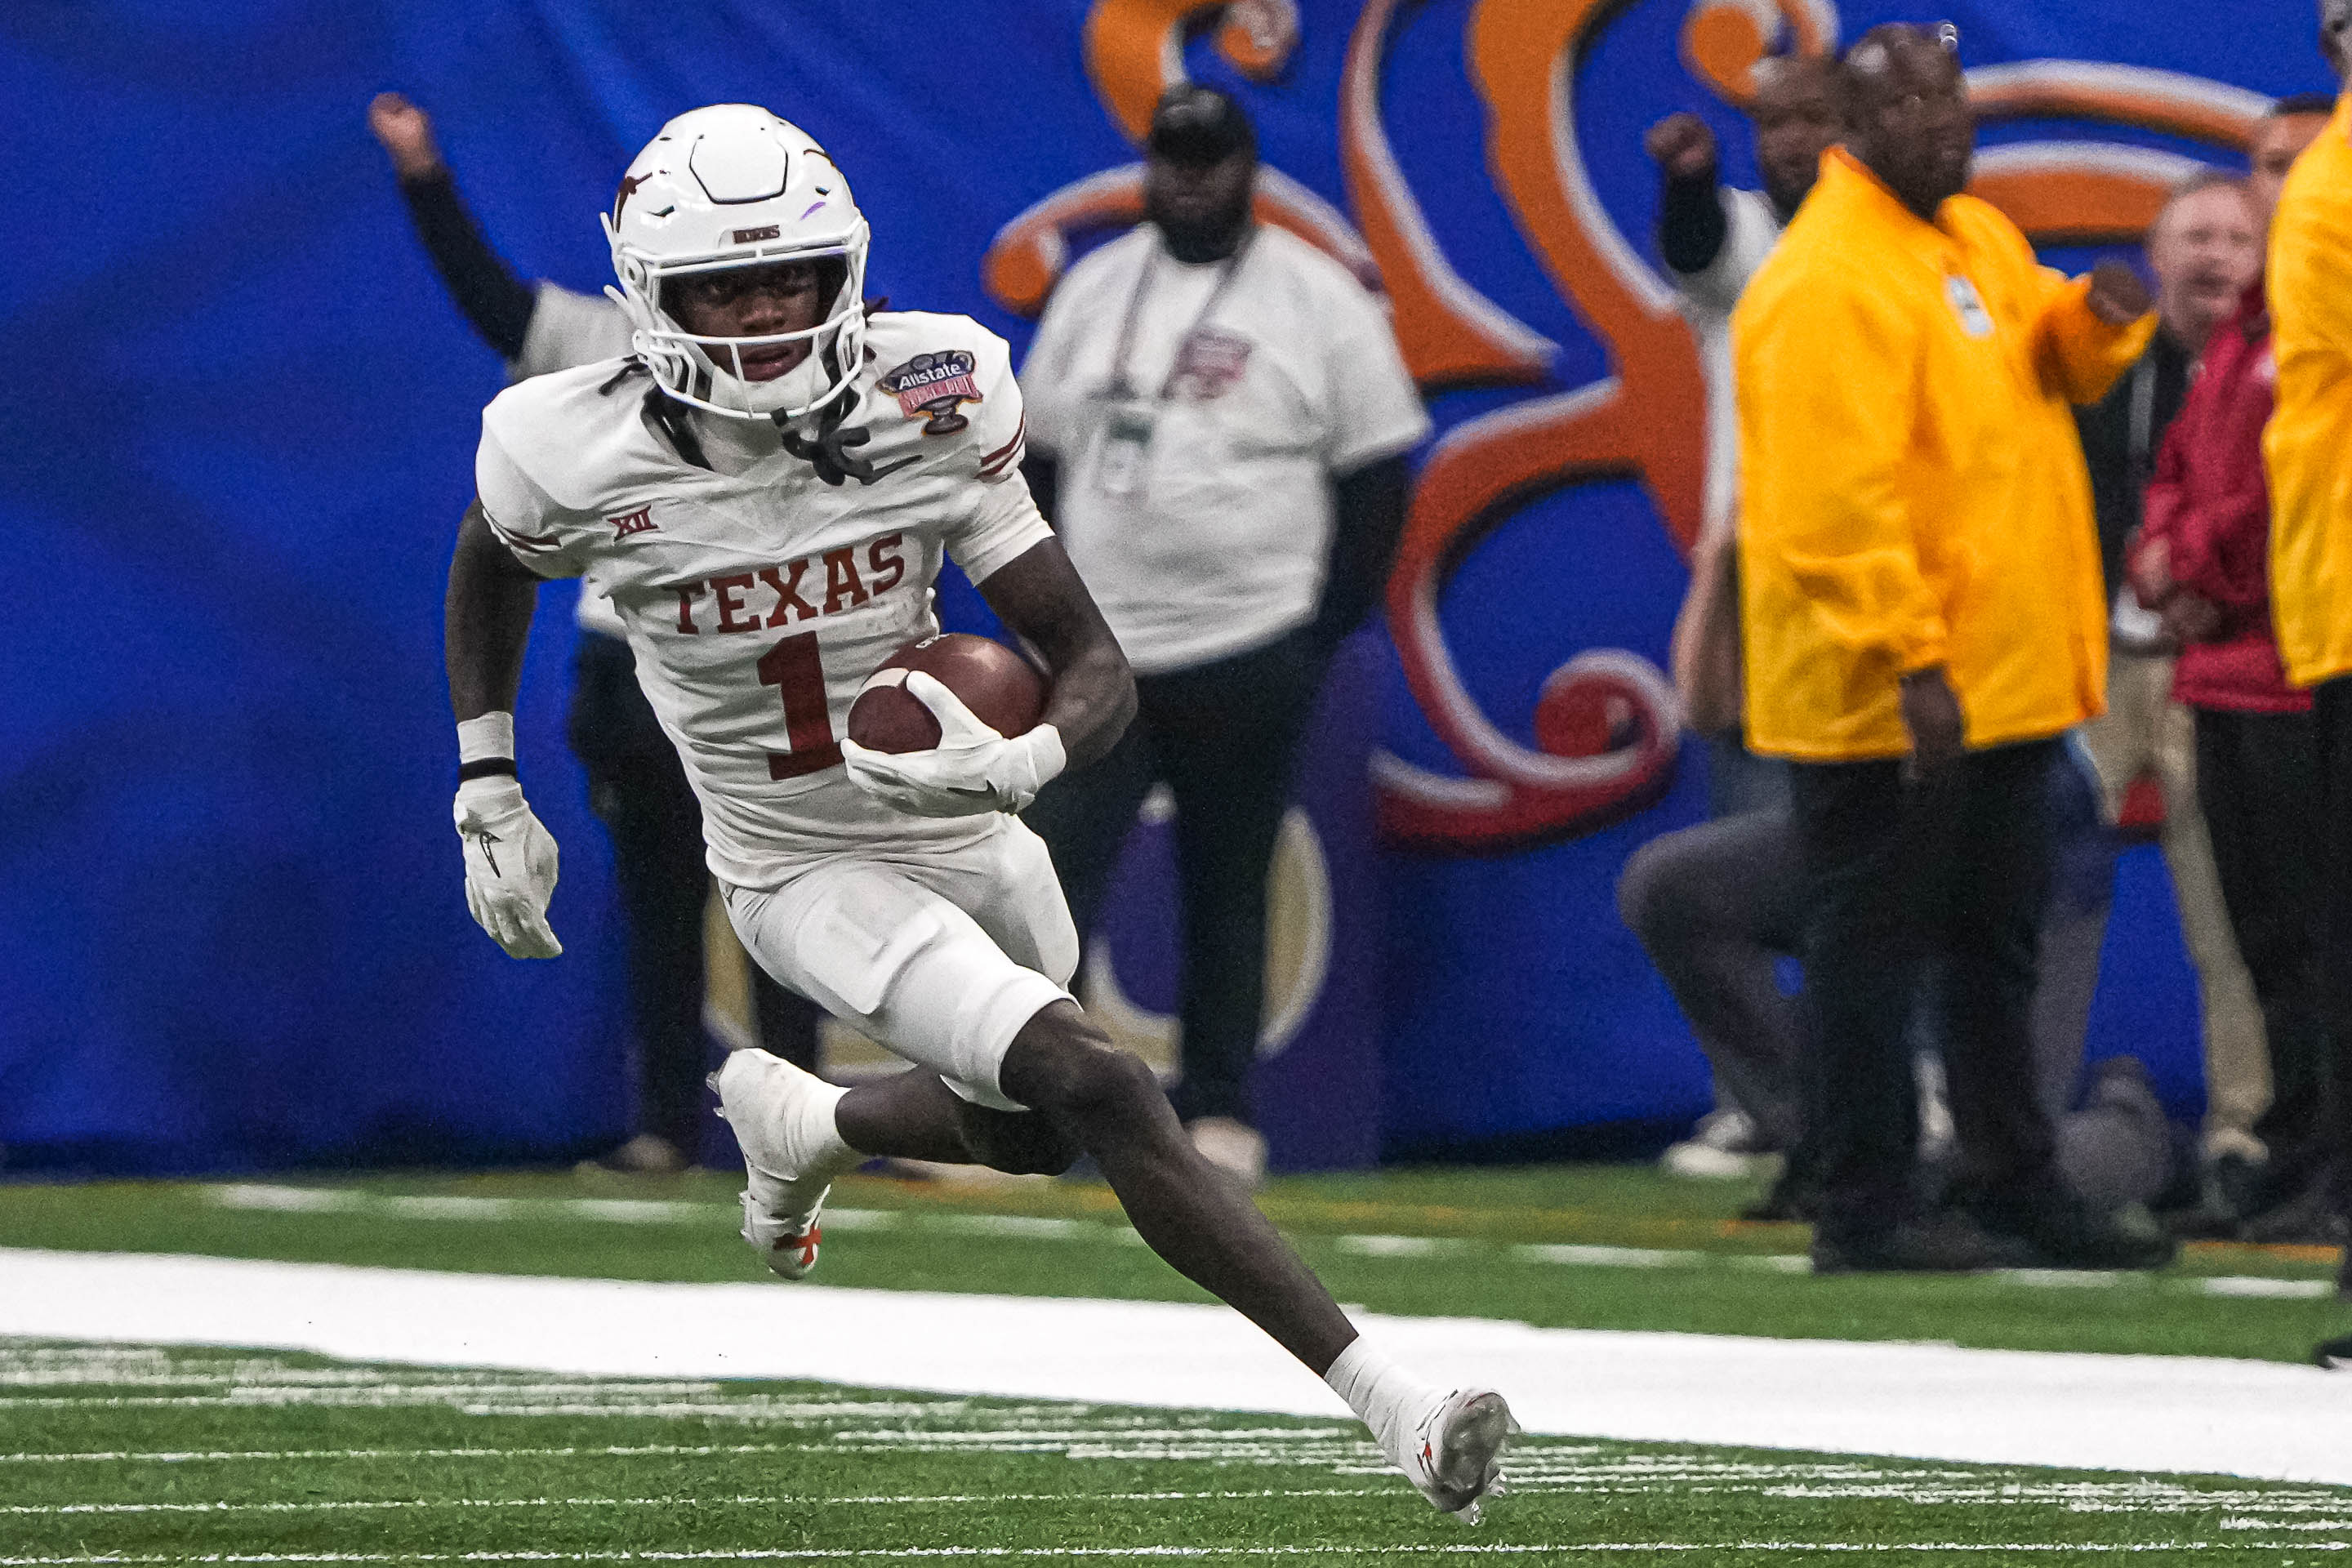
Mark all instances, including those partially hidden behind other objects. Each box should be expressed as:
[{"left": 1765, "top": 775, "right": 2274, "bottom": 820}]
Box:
[
  {"left": 207, "top": 1187, "right": 2336, "bottom": 1297},
  {"left": 4, "top": 1249, "right": 2350, "bottom": 1486},
  {"left": 0, "top": 1540, "right": 2338, "bottom": 1561}
]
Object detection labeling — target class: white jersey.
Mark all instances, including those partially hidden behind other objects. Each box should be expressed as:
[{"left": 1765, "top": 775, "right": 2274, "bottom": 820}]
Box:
[
  {"left": 1022, "top": 225, "right": 1428, "bottom": 674},
  {"left": 1671, "top": 186, "right": 1784, "bottom": 547},
  {"left": 477, "top": 311, "right": 1048, "bottom": 889}
]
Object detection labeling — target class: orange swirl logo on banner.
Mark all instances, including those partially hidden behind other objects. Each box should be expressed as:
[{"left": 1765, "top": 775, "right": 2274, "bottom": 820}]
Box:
[{"left": 985, "top": 0, "right": 2268, "bottom": 854}]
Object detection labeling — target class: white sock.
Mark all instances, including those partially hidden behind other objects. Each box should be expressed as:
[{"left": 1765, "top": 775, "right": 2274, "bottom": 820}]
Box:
[
  {"left": 793, "top": 1078, "right": 857, "bottom": 1177},
  {"left": 1323, "top": 1336, "right": 1442, "bottom": 1465},
  {"left": 739, "top": 1068, "right": 853, "bottom": 1187}
]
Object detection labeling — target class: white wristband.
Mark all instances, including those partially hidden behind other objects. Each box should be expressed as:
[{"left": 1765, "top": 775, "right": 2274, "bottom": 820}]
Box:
[{"left": 457, "top": 711, "right": 517, "bottom": 764}]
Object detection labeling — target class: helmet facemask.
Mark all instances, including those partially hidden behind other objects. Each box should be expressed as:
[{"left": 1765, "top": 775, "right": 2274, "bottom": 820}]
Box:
[{"left": 607, "top": 223, "right": 870, "bottom": 422}]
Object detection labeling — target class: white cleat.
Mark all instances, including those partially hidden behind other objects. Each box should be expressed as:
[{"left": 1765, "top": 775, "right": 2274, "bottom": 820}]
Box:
[
  {"left": 1403, "top": 1387, "right": 1518, "bottom": 1525},
  {"left": 711, "top": 1049, "right": 846, "bottom": 1281}
]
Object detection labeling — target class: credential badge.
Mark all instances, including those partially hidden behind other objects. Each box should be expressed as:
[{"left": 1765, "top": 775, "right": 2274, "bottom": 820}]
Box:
[
  {"left": 879, "top": 350, "right": 982, "bottom": 434},
  {"left": 1945, "top": 274, "right": 1995, "bottom": 339}
]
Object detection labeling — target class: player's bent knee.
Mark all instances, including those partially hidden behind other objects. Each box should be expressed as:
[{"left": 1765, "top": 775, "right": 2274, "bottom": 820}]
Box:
[{"left": 1000, "top": 1004, "right": 1162, "bottom": 1124}]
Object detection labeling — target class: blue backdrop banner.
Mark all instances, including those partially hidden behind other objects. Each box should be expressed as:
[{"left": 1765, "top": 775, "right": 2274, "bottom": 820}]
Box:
[{"left": 2, "top": 1, "right": 2334, "bottom": 1173}]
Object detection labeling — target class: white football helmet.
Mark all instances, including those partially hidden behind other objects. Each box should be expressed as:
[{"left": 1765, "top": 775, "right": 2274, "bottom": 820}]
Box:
[{"left": 602, "top": 105, "right": 870, "bottom": 421}]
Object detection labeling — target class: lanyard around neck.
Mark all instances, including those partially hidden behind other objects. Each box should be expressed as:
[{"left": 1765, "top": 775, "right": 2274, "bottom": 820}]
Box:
[{"left": 1102, "top": 227, "right": 1257, "bottom": 403}]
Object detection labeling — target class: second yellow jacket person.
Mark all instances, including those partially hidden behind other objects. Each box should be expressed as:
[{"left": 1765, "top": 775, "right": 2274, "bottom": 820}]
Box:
[{"left": 1735, "top": 149, "right": 2153, "bottom": 762}]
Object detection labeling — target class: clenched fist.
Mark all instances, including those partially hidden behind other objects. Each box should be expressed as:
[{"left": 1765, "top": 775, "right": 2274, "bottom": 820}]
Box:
[
  {"left": 2086, "top": 259, "right": 2154, "bottom": 326},
  {"left": 368, "top": 91, "right": 444, "bottom": 180},
  {"left": 1645, "top": 113, "right": 1718, "bottom": 180}
]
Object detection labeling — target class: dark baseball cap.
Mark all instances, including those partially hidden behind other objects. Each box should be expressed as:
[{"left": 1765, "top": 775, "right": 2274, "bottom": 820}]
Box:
[{"left": 1147, "top": 86, "right": 1255, "bottom": 167}]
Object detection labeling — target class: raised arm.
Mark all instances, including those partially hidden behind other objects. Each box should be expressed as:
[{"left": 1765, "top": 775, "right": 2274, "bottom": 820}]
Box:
[
  {"left": 975, "top": 537, "right": 1136, "bottom": 770},
  {"left": 371, "top": 94, "right": 540, "bottom": 361},
  {"left": 1647, "top": 113, "right": 1727, "bottom": 277},
  {"left": 2034, "top": 260, "right": 2157, "bottom": 406}
]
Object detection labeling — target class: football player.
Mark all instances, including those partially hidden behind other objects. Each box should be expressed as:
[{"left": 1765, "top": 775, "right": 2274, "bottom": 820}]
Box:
[{"left": 440, "top": 105, "right": 1514, "bottom": 1521}]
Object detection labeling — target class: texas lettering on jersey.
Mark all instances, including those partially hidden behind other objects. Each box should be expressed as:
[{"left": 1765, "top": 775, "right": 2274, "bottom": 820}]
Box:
[{"left": 670, "top": 533, "right": 908, "bottom": 636}]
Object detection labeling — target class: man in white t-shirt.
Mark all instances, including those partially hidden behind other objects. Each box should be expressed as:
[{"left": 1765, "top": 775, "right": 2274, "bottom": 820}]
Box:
[
  {"left": 443, "top": 103, "right": 1513, "bottom": 1521},
  {"left": 1018, "top": 88, "right": 1430, "bottom": 1184}
]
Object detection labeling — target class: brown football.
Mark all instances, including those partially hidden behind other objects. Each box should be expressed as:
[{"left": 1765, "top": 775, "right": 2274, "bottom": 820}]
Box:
[{"left": 846, "top": 633, "right": 1047, "bottom": 754}]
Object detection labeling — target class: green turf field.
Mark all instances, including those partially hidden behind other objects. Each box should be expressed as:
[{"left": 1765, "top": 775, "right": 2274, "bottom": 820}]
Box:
[
  {"left": 3, "top": 1336, "right": 2349, "bottom": 1566},
  {"left": 2, "top": 1165, "right": 2346, "bottom": 1563},
  {"left": 0, "top": 1165, "right": 2339, "bottom": 1363}
]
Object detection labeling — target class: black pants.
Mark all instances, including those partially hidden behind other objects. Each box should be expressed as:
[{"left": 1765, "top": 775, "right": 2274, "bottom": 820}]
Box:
[
  {"left": 1790, "top": 741, "right": 2061, "bottom": 1232},
  {"left": 570, "top": 632, "right": 820, "bottom": 1154},
  {"left": 2307, "top": 676, "right": 2352, "bottom": 1218},
  {"left": 1023, "top": 630, "right": 1325, "bottom": 1127},
  {"left": 2194, "top": 706, "right": 2331, "bottom": 1174}
]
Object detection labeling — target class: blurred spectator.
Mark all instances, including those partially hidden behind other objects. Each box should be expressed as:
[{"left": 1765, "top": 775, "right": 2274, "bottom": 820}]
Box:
[
  {"left": 1624, "top": 57, "right": 2177, "bottom": 1221},
  {"left": 2074, "top": 173, "right": 2270, "bottom": 1215},
  {"left": 370, "top": 93, "right": 822, "bottom": 1172},
  {"left": 1735, "top": 25, "right": 2170, "bottom": 1272},
  {"left": 1627, "top": 57, "right": 1838, "bottom": 1184},
  {"left": 2134, "top": 127, "right": 2334, "bottom": 1245},
  {"left": 1018, "top": 87, "right": 1426, "bottom": 1187},
  {"left": 2259, "top": 5, "right": 2352, "bottom": 1310}
]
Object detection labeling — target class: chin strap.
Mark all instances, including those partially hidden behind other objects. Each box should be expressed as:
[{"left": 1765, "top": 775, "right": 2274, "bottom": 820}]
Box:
[{"left": 775, "top": 375, "right": 911, "bottom": 487}]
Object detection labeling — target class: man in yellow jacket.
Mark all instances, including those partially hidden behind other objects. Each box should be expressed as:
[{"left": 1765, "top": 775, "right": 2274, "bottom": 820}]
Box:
[
  {"left": 2262, "top": 0, "right": 2352, "bottom": 1350},
  {"left": 1735, "top": 23, "right": 2169, "bottom": 1274}
]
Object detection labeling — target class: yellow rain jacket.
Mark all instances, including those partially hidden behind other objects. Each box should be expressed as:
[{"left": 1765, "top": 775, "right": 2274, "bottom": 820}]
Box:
[
  {"left": 2265, "top": 94, "right": 2352, "bottom": 691},
  {"left": 1734, "top": 149, "right": 2153, "bottom": 762}
]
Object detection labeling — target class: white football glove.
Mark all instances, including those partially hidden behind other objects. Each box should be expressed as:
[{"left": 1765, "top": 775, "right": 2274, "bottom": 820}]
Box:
[
  {"left": 453, "top": 776, "right": 563, "bottom": 958},
  {"left": 841, "top": 670, "right": 1067, "bottom": 817}
]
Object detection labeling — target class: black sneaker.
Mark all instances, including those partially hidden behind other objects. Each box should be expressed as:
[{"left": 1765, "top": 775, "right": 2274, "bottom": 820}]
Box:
[
  {"left": 1811, "top": 1209, "right": 2036, "bottom": 1275},
  {"left": 1969, "top": 1188, "right": 2177, "bottom": 1271},
  {"left": 2319, "top": 1332, "right": 2352, "bottom": 1370}
]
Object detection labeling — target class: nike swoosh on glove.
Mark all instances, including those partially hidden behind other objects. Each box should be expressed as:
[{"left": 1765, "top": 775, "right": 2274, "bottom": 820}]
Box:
[
  {"left": 454, "top": 776, "right": 563, "bottom": 958},
  {"left": 841, "top": 670, "right": 1067, "bottom": 818}
]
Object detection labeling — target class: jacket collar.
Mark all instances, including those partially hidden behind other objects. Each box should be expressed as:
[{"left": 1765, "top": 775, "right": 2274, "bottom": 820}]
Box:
[{"left": 1815, "top": 146, "right": 1955, "bottom": 238}]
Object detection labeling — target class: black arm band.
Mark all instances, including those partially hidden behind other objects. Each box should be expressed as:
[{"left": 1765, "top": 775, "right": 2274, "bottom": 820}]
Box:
[
  {"left": 1659, "top": 172, "right": 1729, "bottom": 276},
  {"left": 399, "top": 168, "right": 540, "bottom": 360},
  {"left": 458, "top": 758, "right": 519, "bottom": 782}
]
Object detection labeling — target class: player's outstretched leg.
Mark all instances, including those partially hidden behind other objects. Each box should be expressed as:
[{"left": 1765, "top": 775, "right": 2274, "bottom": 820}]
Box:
[{"left": 998, "top": 1003, "right": 1517, "bottom": 1523}]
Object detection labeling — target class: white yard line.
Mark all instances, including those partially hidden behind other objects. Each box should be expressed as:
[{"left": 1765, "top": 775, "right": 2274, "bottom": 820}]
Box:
[
  {"left": 0, "top": 1488, "right": 1395, "bottom": 1517},
  {"left": 1, "top": 1249, "right": 2348, "bottom": 1486},
  {"left": 0, "top": 1542, "right": 2339, "bottom": 1561}
]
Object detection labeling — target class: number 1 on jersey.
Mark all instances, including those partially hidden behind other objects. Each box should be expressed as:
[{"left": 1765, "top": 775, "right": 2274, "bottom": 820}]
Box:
[{"left": 758, "top": 631, "right": 844, "bottom": 780}]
